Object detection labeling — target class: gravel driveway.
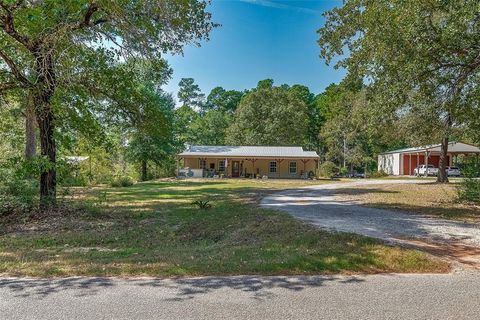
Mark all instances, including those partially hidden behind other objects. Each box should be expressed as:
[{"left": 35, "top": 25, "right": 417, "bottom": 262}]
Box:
[{"left": 261, "top": 180, "right": 480, "bottom": 265}]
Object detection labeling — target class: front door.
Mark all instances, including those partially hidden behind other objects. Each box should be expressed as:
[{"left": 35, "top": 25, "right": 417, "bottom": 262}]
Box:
[{"left": 232, "top": 161, "right": 240, "bottom": 177}]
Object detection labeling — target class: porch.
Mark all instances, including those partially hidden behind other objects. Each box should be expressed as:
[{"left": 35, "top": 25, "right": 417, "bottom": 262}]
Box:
[{"left": 177, "top": 157, "right": 319, "bottom": 179}]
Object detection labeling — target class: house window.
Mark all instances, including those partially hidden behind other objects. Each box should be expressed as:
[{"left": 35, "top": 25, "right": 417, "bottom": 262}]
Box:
[
  {"left": 289, "top": 161, "right": 297, "bottom": 174},
  {"left": 199, "top": 159, "right": 206, "bottom": 169},
  {"left": 269, "top": 161, "right": 277, "bottom": 173},
  {"left": 218, "top": 160, "right": 226, "bottom": 172}
]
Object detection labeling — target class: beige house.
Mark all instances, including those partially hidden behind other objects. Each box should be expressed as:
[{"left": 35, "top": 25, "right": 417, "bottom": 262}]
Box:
[{"left": 177, "top": 146, "right": 320, "bottom": 179}]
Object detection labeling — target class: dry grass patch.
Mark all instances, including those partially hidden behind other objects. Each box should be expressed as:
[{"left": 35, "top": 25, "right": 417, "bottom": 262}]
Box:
[{"left": 335, "top": 182, "right": 480, "bottom": 222}]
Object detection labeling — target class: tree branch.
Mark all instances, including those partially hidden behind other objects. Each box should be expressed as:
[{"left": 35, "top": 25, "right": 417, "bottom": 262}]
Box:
[
  {"left": 0, "top": 81, "right": 21, "bottom": 92},
  {"left": 0, "top": 0, "right": 31, "bottom": 49},
  {"left": 50, "top": 0, "right": 108, "bottom": 36},
  {"left": 72, "top": 1, "right": 108, "bottom": 31},
  {"left": 0, "top": 47, "right": 31, "bottom": 85}
]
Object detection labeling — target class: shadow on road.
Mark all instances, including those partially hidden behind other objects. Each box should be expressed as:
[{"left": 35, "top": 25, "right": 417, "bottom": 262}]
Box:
[
  {"left": 0, "top": 277, "right": 115, "bottom": 298},
  {"left": 0, "top": 275, "right": 366, "bottom": 300}
]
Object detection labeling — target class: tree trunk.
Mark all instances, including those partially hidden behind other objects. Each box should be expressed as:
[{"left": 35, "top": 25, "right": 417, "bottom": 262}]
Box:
[
  {"left": 33, "top": 46, "right": 57, "bottom": 210},
  {"left": 141, "top": 160, "right": 148, "bottom": 181},
  {"left": 35, "top": 94, "right": 56, "bottom": 209},
  {"left": 437, "top": 136, "right": 449, "bottom": 183},
  {"left": 24, "top": 95, "right": 37, "bottom": 159}
]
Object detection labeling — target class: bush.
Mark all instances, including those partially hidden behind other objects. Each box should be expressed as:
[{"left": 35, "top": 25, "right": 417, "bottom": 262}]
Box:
[
  {"left": 110, "top": 176, "right": 134, "bottom": 187},
  {"left": 457, "top": 165, "right": 480, "bottom": 203},
  {"left": 0, "top": 178, "right": 38, "bottom": 215},
  {"left": 339, "top": 166, "right": 349, "bottom": 177},
  {"left": 0, "top": 158, "right": 40, "bottom": 215},
  {"left": 457, "top": 178, "right": 480, "bottom": 203},
  {"left": 369, "top": 170, "right": 389, "bottom": 178},
  {"left": 318, "top": 161, "right": 339, "bottom": 179}
]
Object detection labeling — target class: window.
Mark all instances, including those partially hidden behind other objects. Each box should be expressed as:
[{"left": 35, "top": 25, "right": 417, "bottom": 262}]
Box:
[
  {"left": 218, "top": 160, "right": 226, "bottom": 172},
  {"left": 269, "top": 161, "right": 277, "bottom": 173},
  {"left": 199, "top": 159, "right": 206, "bottom": 169},
  {"left": 289, "top": 161, "right": 297, "bottom": 174}
]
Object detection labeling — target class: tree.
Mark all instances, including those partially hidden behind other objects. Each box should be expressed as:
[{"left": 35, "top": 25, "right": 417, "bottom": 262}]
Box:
[
  {"left": 0, "top": 95, "right": 23, "bottom": 160},
  {"left": 126, "top": 90, "right": 176, "bottom": 181},
  {"left": 226, "top": 82, "right": 309, "bottom": 146},
  {"left": 205, "top": 86, "right": 244, "bottom": 113},
  {"left": 189, "top": 110, "right": 231, "bottom": 145},
  {"left": 177, "top": 78, "right": 205, "bottom": 110},
  {"left": 174, "top": 104, "right": 200, "bottom": 145},
  {"left": 289, "top": 84, "right": 323, "bottom": 152},
  {"left": 318, "top": 0, "right": 480, "bottom": 182},
  {"left": 0, "top": 0, "right": 216, "bottom": 207},
  {"left": 256, "top": 79, "right": 274, "bottom": 90}
]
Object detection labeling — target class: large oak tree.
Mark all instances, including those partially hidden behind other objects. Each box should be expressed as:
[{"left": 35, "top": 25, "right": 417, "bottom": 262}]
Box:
[
  {"left": 318, "top": 0, "right": 480, "bottom": 182},
  {"left": 226, "top": 81, "right": 309, "bottom": 146},
  {"left": 0, "top": 0, "right": 216, "bottom": 207}
]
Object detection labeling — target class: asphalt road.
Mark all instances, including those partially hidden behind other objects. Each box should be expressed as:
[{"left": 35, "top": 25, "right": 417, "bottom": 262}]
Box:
[{"left": 1, "top": 272, "right": 480, "bottom": 320}]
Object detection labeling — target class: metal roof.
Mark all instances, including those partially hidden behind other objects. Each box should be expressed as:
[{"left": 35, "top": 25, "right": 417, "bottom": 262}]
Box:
[
  {"left": 178, "top": 145, "right": 320, "bottom": 158},
  {"left": 381, "top": 142, "right": 480, "bottom": 155}
]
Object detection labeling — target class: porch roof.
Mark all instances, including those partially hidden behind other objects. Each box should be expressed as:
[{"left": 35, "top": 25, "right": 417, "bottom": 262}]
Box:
[
  {"left": 381, "top": 142, "right": 480, "bottom": 155},
  {"left": 178, "top": 145, "right": 320, "bottom": 159}
]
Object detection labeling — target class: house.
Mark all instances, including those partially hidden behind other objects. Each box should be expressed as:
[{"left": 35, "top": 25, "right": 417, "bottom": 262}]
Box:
[
  {"left": 378, "top": 142, "right": 480, "bottom": 176},
  {"left": 177, "top": 145, "right": 320, "bottom": 178}
]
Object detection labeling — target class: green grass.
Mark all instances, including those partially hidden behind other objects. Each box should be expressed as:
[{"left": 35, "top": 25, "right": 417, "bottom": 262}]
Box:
[{"left": 0, "top": 179, "right": 449, "bottom": 277}]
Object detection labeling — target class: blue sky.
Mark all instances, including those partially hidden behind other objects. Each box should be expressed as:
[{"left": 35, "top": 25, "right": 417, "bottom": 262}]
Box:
[{"left": 163, "top": 0, "right": 345, "bottom": 102}]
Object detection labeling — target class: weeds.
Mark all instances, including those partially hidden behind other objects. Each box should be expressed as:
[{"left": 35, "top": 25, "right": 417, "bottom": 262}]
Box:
[{"left": 192, "top": 200, "right": 212, "bottom": 210}]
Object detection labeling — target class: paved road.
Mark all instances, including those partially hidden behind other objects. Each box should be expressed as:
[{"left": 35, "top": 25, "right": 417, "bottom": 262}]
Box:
[
  {"left": 1, "top": 273, "right": 480, "bottom": 319},
  {"left": 261, "top": 180, "right": 480, "bottom": 247}
]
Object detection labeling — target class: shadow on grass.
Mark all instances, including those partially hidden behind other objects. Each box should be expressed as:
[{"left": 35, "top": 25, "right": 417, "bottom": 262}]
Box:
[
  {"left": 367, "top": 202, "right": 480, "bottom": 221},
  {"left": 0, "top": 275, "right": 366, "bottom": 300},
  {"left": 330, "top": 188, "right": 399, "bottom": 197}
]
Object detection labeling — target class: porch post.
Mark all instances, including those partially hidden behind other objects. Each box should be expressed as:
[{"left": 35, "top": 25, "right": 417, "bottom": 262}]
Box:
[
  {"left": 424, "top": 150, "right": 428, "bottom": 177},
  {"left": 176, "top": 157, "right": 180, "bottom": 177},
  {"left": 408, "top": 154, "right": 411, "bottom": 175},
  {"left": 416, "top": 153, "right": 419, "bottom": 175},
  {"left": 301, "top": 159, "right": 310, "bottom": 178}
]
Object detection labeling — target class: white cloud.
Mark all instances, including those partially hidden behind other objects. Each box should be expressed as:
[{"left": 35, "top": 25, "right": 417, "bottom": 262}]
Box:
[{"left": 240, "top": 0, "right": 322, "bottom": 15}]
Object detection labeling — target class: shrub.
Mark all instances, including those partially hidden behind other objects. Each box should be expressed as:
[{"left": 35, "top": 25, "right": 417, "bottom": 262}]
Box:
[
  {"left": 318, "top": 161, "right": 339, "bottom": 179},
  {"left": 457, "top": 165, "right": 480, "bottom": 203},
  {"left": 339, "top": 166, "right": 349, "bottom": 177},
  {"left": 369, "top": 170, "right": 389, "bottom": 178},
  {"left": 110, "top": 176, "right": 134, "bottom": 187},
  {"left": 457, "top": 178, "right": 480, "bottom": 203},
  {"left": 0, "top": 178, "right": 38, "bottom": 215},
  {"left": 192, "top": 200, "right": 212, "bottom": 210},
  {"left": 0, "top": 158, "right": 40, "bottom": 215}
]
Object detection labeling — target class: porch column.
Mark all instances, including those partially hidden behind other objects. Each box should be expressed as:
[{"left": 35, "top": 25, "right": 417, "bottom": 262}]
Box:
[
  {"left": 416, "top": 153, "right": 419, "bottom": 175},
  {"left": 424, "top": 150, "right": 429, "bottom": 177},
  {"left": 176, "top": 157, "right": 181, "bottom": 177},
  {"left": 409, "top": 154, "right": 412, "bottom": 176},
  {"left": 246, "top": 158, "right": 257, "bottom": 178},
  {"left": 301, "top": 159, "right": 310, "bottom": 178}
]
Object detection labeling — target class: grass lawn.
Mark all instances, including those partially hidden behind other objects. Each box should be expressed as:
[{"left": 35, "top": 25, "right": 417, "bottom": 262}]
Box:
[
  {"left": 335, "top": 182, "right": 480, "bottom": 222},
  {"left": 0, "top": 179, "right": 449, "bottom": 277}
]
